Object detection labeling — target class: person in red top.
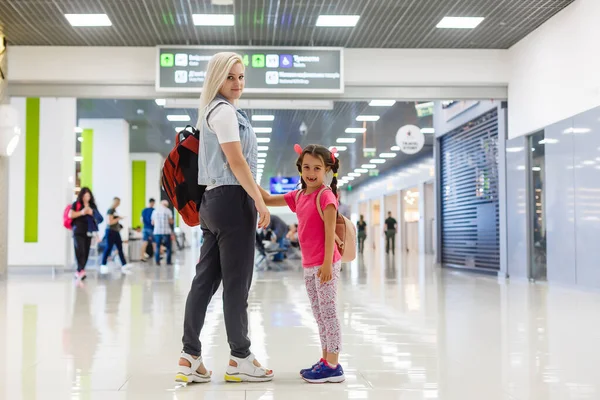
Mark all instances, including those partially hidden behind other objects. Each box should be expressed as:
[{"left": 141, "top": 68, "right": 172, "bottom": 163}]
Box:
[{"left": 259, "top": 144, "right": 345, "bottom": 384}]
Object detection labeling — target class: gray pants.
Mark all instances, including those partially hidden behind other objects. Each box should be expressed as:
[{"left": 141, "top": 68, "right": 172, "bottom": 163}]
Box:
[
  {"left": 385, "top": 230, "right": 396, "bottom": 254},
  {"left": 182, "top": 186, "right": 257, "bottom": 358}
]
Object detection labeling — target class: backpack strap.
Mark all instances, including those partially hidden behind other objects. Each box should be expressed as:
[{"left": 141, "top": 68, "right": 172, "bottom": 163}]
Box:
[
  {"left": 294, "top": 189, "right": 304, "bottom": 207},
  {"left": 315, "top": 187, "right": 343, "bottom": 247}
]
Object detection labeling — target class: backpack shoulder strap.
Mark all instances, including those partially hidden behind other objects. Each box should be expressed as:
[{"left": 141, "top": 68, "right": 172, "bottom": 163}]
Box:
[
  {"left": 294, "top": 189, "right": 304, "bottom": 206},
  {"left": 315, "top": 187, "right": 330, "bottom": 221}
]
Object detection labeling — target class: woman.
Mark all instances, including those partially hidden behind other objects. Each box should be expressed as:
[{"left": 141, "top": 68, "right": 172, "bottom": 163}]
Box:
[
  {"left": 176, "top": 52, "right": 273, "bottom": 384},
  {"left": 69, "top": 187, "right": 102, "bottom": 280}
]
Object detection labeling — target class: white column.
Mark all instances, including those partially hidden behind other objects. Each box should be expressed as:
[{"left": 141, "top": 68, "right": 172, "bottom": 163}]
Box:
[
  {"left": 78, "top": 119, "right": 131, "bottom": 240},
  {"left": 418, "top": 182, "right": 426, "bottom": 254},
  {"left": 8, "top": 97, "right": 76, "bottom": 267}
]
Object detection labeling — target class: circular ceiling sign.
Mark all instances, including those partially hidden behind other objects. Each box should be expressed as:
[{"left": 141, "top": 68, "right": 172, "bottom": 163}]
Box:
[{"left": 395, "top": 125, "right": 424, "bottom": 155}]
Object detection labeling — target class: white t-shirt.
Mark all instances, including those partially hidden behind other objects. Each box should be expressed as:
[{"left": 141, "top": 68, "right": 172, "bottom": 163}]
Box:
[
  {"left": 206, "top": 103, "right": 241, "bottom": 190},
  {"left": 208, "top": 104, "right": 240, "bottom": 144}
]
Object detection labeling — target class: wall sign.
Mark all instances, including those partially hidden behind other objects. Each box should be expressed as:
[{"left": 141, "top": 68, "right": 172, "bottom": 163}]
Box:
[
  {"left": 395, "top": 125, "right": 425, "bottom": 154},
  {"left": 156, "top": 46, "right": 343, "bottom": 94}
]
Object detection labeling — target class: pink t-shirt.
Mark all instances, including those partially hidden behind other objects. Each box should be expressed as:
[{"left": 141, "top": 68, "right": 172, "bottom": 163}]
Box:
[{"left": 284, "top": 186, "right": 342, "bottom": 268}]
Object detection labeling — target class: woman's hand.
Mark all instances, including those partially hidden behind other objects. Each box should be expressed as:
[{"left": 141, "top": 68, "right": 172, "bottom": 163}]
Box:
[
  {"left": 256, "top": 200, "right": 271, "bottom": 229},
  {"left": 317, "top": 263, "right": 333, "bottom": 284}
]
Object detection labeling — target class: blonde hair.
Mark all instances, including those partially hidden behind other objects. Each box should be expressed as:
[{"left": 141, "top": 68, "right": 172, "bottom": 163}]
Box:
[{"left": 197, "top": 52, "right": 244, "bottom": 127}]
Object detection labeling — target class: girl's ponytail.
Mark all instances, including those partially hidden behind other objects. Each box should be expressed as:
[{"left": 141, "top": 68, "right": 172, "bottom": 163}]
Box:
[{"left": 330, "top": 157, "right": 340, "bottom": 199}]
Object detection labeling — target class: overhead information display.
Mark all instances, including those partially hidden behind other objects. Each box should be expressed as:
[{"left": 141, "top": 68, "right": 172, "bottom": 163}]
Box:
[{"left": 156, "top": 46, "right": 343, "bottom": 94}]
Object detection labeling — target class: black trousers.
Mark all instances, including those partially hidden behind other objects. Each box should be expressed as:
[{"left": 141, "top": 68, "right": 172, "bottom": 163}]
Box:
[
  {"left": 182, "top": 185, "right": 257, "bottom": 358},
  {"left": 73, "top": 234, "right": 92, "bottom": 272}
]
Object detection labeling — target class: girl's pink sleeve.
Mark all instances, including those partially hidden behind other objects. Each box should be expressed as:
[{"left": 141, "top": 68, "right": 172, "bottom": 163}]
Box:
[{"left": 284, "top": 190, "right": 298, "bottom": 212}]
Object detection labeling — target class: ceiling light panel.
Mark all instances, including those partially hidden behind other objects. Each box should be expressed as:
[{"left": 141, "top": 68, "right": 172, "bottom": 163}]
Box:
[
  {"left": 252, "top": 115, "right": 275, "bottom": 122},
  {"left": 436, "top": 16, "right": 485, "bottom": 29},
  {"left": 167, "top": 115, "right": 190, "bottom": 122},
  {"left": 316, "top": 15, "right": 360, "bottom": 27},
  {"left": 193, "top": 14, "right": 235, "bottom": 26},
  {"left": 337, "top": 138, "right": 356, "bottom": 144},
  {"left": 253, "top": 127, "right": 272, "bottom": 134},
  {"left": 345, "top": 128, "right": 366, "bottom": 134},
  {"left": 356, "top": 115, "right": 380, "bottom": 122},
  {"left": 64, "top": 14, "right": 112, "bottom": 27},
  {"left": 369, "top": 100, "right": 396, "bottom": 107}
]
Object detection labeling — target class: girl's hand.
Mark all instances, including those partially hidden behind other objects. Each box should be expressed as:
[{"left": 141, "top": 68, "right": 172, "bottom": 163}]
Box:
[{"left": 317, "top": 263, "right": 333, "bottom": 284}]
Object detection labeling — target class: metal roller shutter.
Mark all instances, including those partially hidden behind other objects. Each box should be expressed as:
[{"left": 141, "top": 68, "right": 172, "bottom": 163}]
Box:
[{"left": 440, "top": 109, "right": 500, "bottom": 271}]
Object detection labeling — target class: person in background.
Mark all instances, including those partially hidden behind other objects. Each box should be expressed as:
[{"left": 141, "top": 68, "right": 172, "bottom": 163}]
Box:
[
  {"left": 267, "top": 214, "right": 289, "bottom": 261},
  {"left": 384, "top": 211, "right": 398, "bottom": 255},
  {"left": 152, "top": 200, "right": 174, "bottom": 266},
  {"left": 141, "top": 198, "right": 156, "bottom": 261},
  {"left": 69, "top": 187, "right": 102, "bottom": 281},
  {"left": 357, "top": 215, "right": 367, "bottom": 254},
  {"left": 101, "top": 197, "right": 130, "bottom": 271},
  {"left": 286, "top": 224, "right": 299, "bottom": 248}
]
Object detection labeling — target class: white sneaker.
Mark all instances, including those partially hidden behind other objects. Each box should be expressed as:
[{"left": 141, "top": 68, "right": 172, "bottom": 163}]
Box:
[
  {"left": 175, "top": 352, "right": 211, "bottom": 383},
  {"left": 224, "top": 353, "right": 274, "bottom": 382}
]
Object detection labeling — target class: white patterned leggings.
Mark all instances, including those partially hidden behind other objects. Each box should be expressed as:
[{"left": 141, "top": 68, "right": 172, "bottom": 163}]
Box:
[{"left": 303, "top": 261, "right": 342, "bottom": 354}]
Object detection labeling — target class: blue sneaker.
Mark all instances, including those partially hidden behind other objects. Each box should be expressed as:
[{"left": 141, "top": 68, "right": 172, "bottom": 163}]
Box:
[
  {"left": 300, "top": 358, "right": 325, "bottom": 376},
  {"left": 301, "top": 361, "right": 345, "bottom": 383}
]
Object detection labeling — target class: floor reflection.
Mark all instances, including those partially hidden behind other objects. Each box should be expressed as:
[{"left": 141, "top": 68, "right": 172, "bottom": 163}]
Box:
[{"left": 0, "top": 248, "right": 599, "bottom": 399}]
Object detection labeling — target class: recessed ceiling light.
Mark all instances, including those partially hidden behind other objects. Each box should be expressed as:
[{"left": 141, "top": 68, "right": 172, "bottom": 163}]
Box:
[
  {"left": 132, "top": 125, "right": 138, "bottom": 130},
  {"left": 369, "top": 100, "right": 396, "bottom": 107},
  {"left": 316, "top": 15, "right": 360, "bottom": 27},
  {"left": 77, "top": 137, "right": 83, "bottom": 143},
  {"left": 331, "top": 146, "right": 347, "bottom": 151},
  {"left": 257, "top": 138, "right": 271, "bottom": 143},
  {"left": 254, "top": 127, "right": 272, "bottom": 134},
  {"left": 506, "top": 147, "right": 524, "bottom": 153},
  {"left": 257, "top": 152, "right": 267, "bottom": 158},
  {"left": 258, "top": 146, "right": 269, "bottom": 151},
  {"left": 355, "top": 168, "right": 369, "bottom": 173},
  {"left": 370, "top": 159, "right": 386, "bottom": 164},
  {"left": 356, "top": 115, "right": 380, "bottom": 122},
  {"left": 74, "top": 127, "right": 83, "bottom": 133},
  {"left": 391, "top": 146, "right": 400, "bottom": 151},
  {"left": 336, "top": 138, "right": 356, "bottom": 144},
  {"left": 345, "top": 176, "right": 356, "bottom": 181},
  {"left": 563, "top": 127, "right": 591, "bottom": 134},
  {"left": 361, "top": 164, "right": 376, "bottom": 169},
  {"left": 155, "top": 99, "right": 166, "bottom": 106},
  {"left": 175, "top": 126, "right": 187, "bottom": 132},
  {"left": 64, "top": 14, "right": 112, "bottom": 27},
  {"left": 436, "top": 16, "right": 485, "bottom": 29},
  {"left": 74, "top": 156, "right": 83, "bottom": 162},
  {"left": 258, "top": 159, "right": 266, "bottom": 164},
  {"left": 252, "top": 115, "right": 275, "bottom": 122},
  {"left": 421, "top": 128, "right": 435, "bottom": 134},
  {"left": 165, "top": 139, "right": 172, "bottom": 144},
  {"left": 193, "top": 14, "right": 235, "bottom": 26},
  {"left": 349, "top": 173, "right": 361, "bottom": 177},
  {"left": 137, "top": 109, "right": 144, "bottom": 115},
  {"left": 167, "top": 115, "right": 190, "bottom": 122},
  {"left": 380, "top": 153, "right": 397, "bottom": 158},
  {"left": 345, "top": 127, "right": 366, "bottom": 134},
  {"left": 532, "top": 167, "right": 542, "bottom": 172}
]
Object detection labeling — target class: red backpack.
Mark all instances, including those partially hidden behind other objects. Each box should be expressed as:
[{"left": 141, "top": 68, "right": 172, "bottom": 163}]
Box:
[
  {"left": 63, "top": 202, "right": 81, "bottom": 229},
  {"left": 161, "top": 125, "right": 206, "bottom": 227}
]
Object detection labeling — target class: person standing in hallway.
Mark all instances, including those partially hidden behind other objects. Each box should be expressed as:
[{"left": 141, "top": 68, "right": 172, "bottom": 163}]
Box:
[
  {"left": 384, "top": 211, "right": 398, "bottom": 254},
  {"left": 357, "top": 215, "right": 367, "bottom": 253},
  {"left": 176, "top": 52, "right": 272, "bottom": 384},
  {"left": 152, "top": 200, "right": 174, "bottom": 266},
  {"left": 69, "top": 187, "right": 103, "bottom": 280},
  {"left": 260, "top": 144, "right": 345, "bottom": 384},
  {"left": 101, "top": 197, "right": 130, "bottom": 271},
  {"left": 140, "top": 198, "right": 155, "bottom": 261}
]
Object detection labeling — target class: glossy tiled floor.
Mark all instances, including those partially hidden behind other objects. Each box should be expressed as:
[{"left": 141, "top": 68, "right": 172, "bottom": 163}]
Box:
[{"left": 1, "top": 246, "right": 600, "bottom": 400}]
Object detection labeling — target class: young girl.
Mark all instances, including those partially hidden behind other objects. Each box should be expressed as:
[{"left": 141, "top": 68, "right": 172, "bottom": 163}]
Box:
[{"left": 259, "top": 144, "right": 344, "bottom": 384}]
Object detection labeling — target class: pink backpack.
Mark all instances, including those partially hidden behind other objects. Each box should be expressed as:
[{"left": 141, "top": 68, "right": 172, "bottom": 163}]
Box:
[
  {"left": 295, "top": 187, "right": 357, "bottom": 263},
  {"left": 63, "top": 203, "right": 80, "bottom": 229}
]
